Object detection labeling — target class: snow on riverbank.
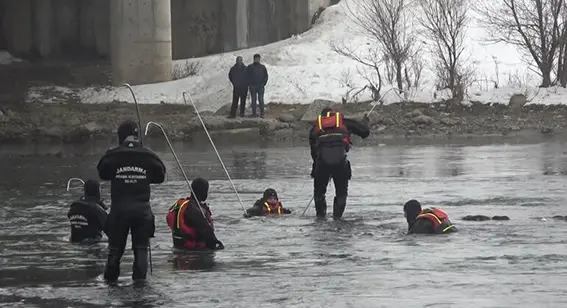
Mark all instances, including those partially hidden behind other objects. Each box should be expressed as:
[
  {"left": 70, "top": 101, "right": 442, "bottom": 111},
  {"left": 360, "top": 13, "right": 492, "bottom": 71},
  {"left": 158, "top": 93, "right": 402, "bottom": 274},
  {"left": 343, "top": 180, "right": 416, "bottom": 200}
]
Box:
[
  {"left": 0, "top": 51, "right": 22, "bottom": 65},
  {"left": 28, "top": 0, "right": 563, "bottom": 111}
]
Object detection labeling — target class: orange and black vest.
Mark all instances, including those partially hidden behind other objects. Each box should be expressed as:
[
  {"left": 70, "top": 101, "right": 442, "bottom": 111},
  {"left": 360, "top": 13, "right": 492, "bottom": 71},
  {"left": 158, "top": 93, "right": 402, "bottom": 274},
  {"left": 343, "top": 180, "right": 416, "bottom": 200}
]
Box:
[
  {"left": 313, "top": 112, "right": 351, "bottom": 150},
  {"left": 262, "top": 201, "right": 283, "bottom": 215},
  {"left": 166, "top": 198, "right": 213, "bottom": 249},
  {"left": 416, "top": 208, "right": 455, "bottom": 234}
]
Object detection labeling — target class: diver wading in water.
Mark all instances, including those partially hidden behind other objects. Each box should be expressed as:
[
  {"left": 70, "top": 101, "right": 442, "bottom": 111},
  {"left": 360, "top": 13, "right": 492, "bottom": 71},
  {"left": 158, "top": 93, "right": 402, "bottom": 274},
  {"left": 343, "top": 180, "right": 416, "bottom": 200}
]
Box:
[
  {"left": 309, "top": 107, "right": 370, "bottom": 220},
  {"left": 403, "top": 199, "right": 457, "bottom": 234},
  {"left": 244, "top": 188, "right": 292, "bottom": 217},
  {"left": 97, "top": 120, "right": 166, "bottom": 283},
  {"left": 67, "top": 179, "right": 108, "bottom": 243},
  {"left": 166, "top": 178, "right": 224, "bottom": 250}
]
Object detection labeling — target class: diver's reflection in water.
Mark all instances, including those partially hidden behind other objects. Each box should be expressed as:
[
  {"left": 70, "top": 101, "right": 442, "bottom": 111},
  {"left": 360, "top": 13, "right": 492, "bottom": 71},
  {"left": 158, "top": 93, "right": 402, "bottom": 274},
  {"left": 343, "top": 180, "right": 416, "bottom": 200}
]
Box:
[
  {"left": 232, "top": 151, "right": 267, "bottom": 179},
  {"left": 77, "top": 243, "right": 107, "bottom": 281},
  {"left": 438, "top": 146, "right": 464, "bottom": 177},
  {"left": 171, "top": 250, "right": 216, "bottom": 271}
]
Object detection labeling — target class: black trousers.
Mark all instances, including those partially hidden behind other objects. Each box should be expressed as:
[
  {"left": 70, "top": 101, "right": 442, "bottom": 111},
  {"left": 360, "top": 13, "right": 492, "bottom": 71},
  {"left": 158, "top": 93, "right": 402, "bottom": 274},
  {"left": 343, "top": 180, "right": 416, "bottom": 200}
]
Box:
[
  {"left": 230, "top": 87, "right": 247, "bottom": 117},
  {"left": 104, "top": 207, "right": 155, "bottom": 281},
  {"left": 314, "top": 160, "right": 351, "bottom": 198},
  {"left": 313, "top": 160, "right": 352, "bottom": 218}
]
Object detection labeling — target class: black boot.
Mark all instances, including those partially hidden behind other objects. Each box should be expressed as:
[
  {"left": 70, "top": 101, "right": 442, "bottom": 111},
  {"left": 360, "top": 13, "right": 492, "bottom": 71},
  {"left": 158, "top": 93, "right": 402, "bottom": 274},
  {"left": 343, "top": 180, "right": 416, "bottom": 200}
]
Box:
[
  {"left": 103, "top": 248, "right": 124, "bottom": 282},
  {"left": 314, "top": 196, "right": 327, "bottom": 219},
  {"left": 333, "top": 196, "right": 347, "bottom": 220},
  {"left": 132, "top": 247, "right": 149, "bottom": 281}
]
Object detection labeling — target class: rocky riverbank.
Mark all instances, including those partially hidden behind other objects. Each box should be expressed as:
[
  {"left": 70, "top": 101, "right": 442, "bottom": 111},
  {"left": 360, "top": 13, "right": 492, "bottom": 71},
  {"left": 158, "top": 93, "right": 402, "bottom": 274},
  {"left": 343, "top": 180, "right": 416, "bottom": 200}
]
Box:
[{"left": 2, "top": 99, "right": 567, "bottom": 146}]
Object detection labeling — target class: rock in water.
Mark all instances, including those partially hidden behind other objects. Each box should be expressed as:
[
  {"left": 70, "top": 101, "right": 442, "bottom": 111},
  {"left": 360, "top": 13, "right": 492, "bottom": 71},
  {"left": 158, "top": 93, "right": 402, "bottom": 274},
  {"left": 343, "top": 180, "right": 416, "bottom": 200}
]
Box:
[
  {"left": 491, "top": 216, "right": 510, "bottom": 221},
  {"left": 462, "top": 215, "right": 491, "bottom": 221}
]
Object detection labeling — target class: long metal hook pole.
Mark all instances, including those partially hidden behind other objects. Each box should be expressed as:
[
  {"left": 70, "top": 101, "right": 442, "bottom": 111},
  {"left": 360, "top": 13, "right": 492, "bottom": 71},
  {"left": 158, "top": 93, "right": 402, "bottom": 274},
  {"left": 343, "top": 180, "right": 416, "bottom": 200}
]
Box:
[
  {"left": 122, "top": 83, "right": 144, "bottom": 145},
  {"left": 66, "top": 178, "right": 85, "bottom": 192},
  {"left": 301, "top": 197, "right": 314, "bottom": 217},
  {"left": 144, "top": 121, "right": 211, "bottom": 224},
  {"left": 301, "top": 178, "right": 333, "bottom": 217},
  {"left": 182, "top": 92, "right": 246, "bottom": 214}
]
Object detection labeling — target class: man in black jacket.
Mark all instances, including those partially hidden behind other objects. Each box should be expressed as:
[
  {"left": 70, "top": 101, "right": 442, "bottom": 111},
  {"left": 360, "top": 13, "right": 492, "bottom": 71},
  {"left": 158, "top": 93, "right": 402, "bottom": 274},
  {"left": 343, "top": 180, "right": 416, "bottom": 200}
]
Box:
[
  {"left": 97, "top": 120, "right": 166, "bottom": 283},
  {"left": 247, "top": 54, "right": 268, "bottom": 117},
  {"left": 309, "top": 107, "right": 370, "bottom": 220},
  {"left": 67, "top": 179, "right": 108, "bottom": 243},
  {"left": 228, "top": 56, "right": 248, "bottom": 118}
]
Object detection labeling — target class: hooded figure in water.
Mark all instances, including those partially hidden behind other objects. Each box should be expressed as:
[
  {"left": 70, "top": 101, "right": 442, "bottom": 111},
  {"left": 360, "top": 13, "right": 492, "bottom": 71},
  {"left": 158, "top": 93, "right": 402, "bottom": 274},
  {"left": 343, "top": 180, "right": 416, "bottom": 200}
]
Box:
[
  {"left": 243, "top": 188, "right": 292, "bottom": 217},
  {"left": 404, "top": 199, "right": 457, "bottom": 234},
  {"left": 166, "top": 177, "right": 224, "bottom": 250},
  {"left": 67, "top": 179, "right": 108, "bottom": 243}
]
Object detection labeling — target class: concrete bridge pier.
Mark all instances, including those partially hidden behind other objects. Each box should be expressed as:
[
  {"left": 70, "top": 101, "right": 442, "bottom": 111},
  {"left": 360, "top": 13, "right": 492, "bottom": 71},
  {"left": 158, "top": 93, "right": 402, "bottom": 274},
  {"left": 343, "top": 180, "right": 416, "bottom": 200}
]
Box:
[{"left": 110, "top": 0, "right": 172, "bottom": 86}]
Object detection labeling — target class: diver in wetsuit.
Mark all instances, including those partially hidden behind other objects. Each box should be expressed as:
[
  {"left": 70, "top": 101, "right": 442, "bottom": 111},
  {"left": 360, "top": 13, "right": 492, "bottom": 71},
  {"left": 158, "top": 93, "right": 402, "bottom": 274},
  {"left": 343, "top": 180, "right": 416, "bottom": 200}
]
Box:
[
  {"left": 309, "top": 107, "right": 370, "bottom": 219},
  {"left": 67, "top": 179, "right": 108, "bottom": 243},
  {"left": 243, "top": 188, "right": 292, "bottom": 217},
  {"left": 403, "top": 199, "right": 457, "bottom": 234},
  {"left": 166, "top": 178, "right": 224, "bottom": 250},
  {"left": 97, "top": 120, "right": 166, "bottom": 282}
]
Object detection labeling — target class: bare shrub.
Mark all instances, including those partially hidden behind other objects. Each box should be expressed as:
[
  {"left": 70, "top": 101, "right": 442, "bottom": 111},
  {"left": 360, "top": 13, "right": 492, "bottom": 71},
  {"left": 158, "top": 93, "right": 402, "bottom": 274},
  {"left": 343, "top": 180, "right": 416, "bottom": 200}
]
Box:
[
  {"left": 338, "top": 69, "right": 358, "bottom": 103},
  {"left": 172, "top": 60, "right": 201, "bottom": 80},
  {"left": 345, "top": 0, "right": 416, "bottom": 92},
  {"left": 478, "top": 0, "right": 565, "bottom": 87},
  {"left": 330, "top": 40, "right": 384, "bottom": 101},
  {"left": 492, "top": 55, "right": 500, "bottom": 89},
  {"left": 286, "top": 77, "right": 308, "bottom": 97},
  {"left": 557, "top": 6, "right": 567, "bottom": 86},
  {"left": 416, "top": 0, "right": 471, "bottom": 101},
  {"left": 405, "top": 48, "right": 425, "bottom": 89}
]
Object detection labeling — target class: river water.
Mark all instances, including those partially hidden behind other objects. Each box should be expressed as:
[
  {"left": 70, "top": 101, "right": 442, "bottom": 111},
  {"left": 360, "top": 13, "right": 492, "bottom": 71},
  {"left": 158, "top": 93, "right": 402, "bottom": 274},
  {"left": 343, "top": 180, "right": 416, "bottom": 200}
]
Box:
[{"left": 1, "top": 142, "right": 567, "bottom": 307}]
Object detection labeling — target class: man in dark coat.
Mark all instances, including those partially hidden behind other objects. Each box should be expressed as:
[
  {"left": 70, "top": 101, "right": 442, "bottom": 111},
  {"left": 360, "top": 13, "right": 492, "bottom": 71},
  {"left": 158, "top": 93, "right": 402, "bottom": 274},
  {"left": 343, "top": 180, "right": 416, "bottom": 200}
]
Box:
[
  {"left": 228, "top": 56, "right": 248, "bottom": 118},
  {"left": 247, "top": 54, "right": 268, "bottom": 117}
]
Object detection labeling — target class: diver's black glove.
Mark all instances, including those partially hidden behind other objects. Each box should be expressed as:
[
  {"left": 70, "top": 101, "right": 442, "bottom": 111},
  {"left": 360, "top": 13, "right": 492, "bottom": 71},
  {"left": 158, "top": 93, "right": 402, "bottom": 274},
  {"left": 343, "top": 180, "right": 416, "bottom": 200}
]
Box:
[
  {"left": 283, "top": 208, "right": 292, "bottom": 214},
  {"left": 363, "top": 113, "right": 370, "bottom": 122},
  {"left": 243, "top": 211, "right": 252, "bottom": 218},
  {"left": 213, "top": 240, "right": 225, "bottom": 250}
]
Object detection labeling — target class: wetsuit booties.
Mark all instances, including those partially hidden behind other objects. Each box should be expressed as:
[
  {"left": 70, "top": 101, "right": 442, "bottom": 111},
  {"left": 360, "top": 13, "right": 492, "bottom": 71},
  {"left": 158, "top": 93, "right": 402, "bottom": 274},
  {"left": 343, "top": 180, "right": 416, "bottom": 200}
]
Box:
[
  {"left": 132, "top": 246, "right": 149, "bottom": 281},
  {"left": 333, "top": 196, "right": 347, "bottom": 220},
  {"left": 315, "top": 196, "right": 327, "bottom": 218},
  {"left": 103, "top": 247, "right": 124, "bottom": 282}
]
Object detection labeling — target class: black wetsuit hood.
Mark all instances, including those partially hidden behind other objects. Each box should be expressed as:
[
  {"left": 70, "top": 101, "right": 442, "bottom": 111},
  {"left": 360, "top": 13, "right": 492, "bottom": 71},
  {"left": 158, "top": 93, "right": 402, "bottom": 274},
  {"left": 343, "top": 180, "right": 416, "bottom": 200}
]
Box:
[{"left": 191, "top": 178, "right": 209, "bottom": 202}]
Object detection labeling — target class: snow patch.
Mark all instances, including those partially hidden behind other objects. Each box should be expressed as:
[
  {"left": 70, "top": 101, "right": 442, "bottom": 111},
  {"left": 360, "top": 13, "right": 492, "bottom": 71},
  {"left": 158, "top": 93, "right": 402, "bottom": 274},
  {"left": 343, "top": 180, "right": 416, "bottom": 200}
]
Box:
[
  {"left": 27, "top": 0, "right": 559, "bottom": 110},
  {"left": 0, "top": 51, "right": 22, "bottom": 65}
]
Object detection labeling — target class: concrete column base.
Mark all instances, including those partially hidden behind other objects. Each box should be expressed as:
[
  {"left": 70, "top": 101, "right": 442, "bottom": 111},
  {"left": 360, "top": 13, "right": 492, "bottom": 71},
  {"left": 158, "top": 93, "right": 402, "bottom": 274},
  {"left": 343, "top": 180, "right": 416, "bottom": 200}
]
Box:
[{"left": 110, "top": 0, "right": 172, "bottom": 86}]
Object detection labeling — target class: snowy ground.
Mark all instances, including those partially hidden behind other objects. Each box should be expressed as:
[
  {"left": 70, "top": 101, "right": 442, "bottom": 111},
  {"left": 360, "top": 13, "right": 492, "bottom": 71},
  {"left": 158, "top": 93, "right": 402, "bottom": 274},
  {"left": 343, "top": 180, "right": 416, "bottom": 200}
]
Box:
[
  {"left": 0, "top": 51, "right": 22, "bottom": 65},
  {"left": 25, "top": 0, "right": 567, "bottom": 111}
]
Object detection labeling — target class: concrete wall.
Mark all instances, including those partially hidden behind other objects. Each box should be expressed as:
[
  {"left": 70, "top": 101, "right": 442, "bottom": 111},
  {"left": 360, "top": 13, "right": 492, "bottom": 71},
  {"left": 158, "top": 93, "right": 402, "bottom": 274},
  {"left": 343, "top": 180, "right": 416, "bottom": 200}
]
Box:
[
  {"left": 171, "top": 0, "right": 221, "bottom": 59},
  {"left": 0, "top": 0, "right": 335, "bottom": 60},
  {"left": 0, "top": 0, "right": 110, "bottom": 59},
  {"left": 110, "top": 0, "right": 172, "bottom": 85}
]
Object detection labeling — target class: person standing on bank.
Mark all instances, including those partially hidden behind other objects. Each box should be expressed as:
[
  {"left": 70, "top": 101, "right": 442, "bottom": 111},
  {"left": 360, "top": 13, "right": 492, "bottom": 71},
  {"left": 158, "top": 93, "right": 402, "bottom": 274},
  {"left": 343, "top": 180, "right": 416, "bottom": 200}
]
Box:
[
  {"left": 97, "top": 120, "right": 167, "bottom": 283},
  {"left": 228, "top": 56, "right": 248, "bottom": 118},
  {"left": 247, "top": 53, "right": 268, "bottom": 118}
]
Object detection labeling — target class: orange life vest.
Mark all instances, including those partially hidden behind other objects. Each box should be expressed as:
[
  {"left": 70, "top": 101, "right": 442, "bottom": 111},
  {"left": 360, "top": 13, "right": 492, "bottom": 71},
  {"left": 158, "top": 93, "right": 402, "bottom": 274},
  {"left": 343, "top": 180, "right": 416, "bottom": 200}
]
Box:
[
  {"left": 416, "top": 208, "right": 455, "bottom": 233},
  {"left": 166, "top": 198, "right": 213, "bottom": 249},
  {"left": 262, "top": 201, "right": 283, "bottom": 215},
  {"left": 313, "top": 112, "right": 351, "bottom": 148}
]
